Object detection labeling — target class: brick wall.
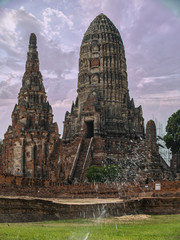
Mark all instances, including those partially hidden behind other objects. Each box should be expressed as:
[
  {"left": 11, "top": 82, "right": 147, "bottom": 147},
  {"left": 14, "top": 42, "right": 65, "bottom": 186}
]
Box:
[
  {"left": 0, "top": 173, "right": 179, "bottom": 199},
  {"left": 1, "top": 197, "right": 180, "bottom": 223}
]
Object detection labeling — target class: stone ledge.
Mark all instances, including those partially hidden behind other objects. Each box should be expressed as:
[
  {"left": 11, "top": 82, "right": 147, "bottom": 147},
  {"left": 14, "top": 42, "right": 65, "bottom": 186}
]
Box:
[{"left": 0, "top": 197, "right": 180, "bottom": 223}]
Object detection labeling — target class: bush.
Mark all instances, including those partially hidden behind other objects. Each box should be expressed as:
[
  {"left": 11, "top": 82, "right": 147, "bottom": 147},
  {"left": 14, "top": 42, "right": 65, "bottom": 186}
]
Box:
[
  {"left": 104, "top": 164, "right": 122, "bottom": 182},
  {"left": 85, "top": 165, "right": 106, "bottom": 183},
  {"left": 86, "top": 164, "right": 122, "bottom": 183}
]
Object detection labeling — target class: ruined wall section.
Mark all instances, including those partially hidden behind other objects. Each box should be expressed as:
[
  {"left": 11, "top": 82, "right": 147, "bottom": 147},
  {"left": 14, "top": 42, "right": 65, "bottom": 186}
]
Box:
[
  {"left": 61, "top": 126, "right": 174, "bottom": 183},
  {"left": 103, "top": 133, "right": 174, "bottom": 182},
  {"left": 145, "top": 120, "right": 175, "bottom": 180},
  {"left": 0, "top": 173, "right": 179, "bottom": 199}
]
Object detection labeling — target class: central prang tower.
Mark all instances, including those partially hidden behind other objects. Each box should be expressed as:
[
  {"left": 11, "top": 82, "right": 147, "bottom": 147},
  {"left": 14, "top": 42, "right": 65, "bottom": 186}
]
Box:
[
  {"left": 61, "top": 14, "right": 174, "bottom": 183},
  {"left": 63, "top": 13, "right": 144, "bottom": 140}
]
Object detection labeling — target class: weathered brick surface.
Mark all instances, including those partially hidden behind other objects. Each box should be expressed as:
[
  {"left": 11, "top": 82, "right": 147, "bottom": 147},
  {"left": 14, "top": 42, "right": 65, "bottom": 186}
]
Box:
[
  {"left": 61, "top": 14, "right": 175, "bottom": 183},
  {"left": 0, "top": 197, "right": 180, "bottom": 223},
  {"left": 0, "top": 14, "right": 177, "bottom": 188},
  {"left": 0, "top": 174, "right": 179, "bottom": 199},
  {"left": 0, "top": 33, "right": 59, "bottom": 180},
  {"left": 63, "top": 14, "right": 144, "bottom": 142}
]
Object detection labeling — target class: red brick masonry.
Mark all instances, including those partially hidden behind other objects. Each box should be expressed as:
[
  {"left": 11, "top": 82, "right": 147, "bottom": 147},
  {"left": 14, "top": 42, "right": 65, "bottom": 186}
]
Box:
[{"left": 0, "top": 174, "right": 179, "bottom": 199}]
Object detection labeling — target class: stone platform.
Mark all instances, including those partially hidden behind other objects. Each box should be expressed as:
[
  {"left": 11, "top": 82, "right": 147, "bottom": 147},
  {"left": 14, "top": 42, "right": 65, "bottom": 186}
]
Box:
[{"left": 0, "top": 196, "right": 180, "bottom": 223}]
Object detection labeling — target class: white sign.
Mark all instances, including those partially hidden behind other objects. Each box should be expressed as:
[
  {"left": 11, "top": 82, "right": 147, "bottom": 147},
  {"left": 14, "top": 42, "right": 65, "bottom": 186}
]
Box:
[{"left": 155, "top": 183, "right": 161, "bottom": 191}]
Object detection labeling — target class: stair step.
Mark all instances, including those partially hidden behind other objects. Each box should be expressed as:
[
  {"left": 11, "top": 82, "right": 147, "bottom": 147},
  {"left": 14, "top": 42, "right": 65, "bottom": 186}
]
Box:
[{"left": 73, "top": 138, "right": 92, "bottom": 180}]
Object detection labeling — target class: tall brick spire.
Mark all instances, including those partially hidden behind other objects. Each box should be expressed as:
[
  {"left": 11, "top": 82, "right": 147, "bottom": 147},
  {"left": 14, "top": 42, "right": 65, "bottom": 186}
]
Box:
[
  {"left": 1, "top": 33, "right": 59, "bottom": 178},
  {"left": 19, "top": 33, "right": 45, "bottom": 105}
]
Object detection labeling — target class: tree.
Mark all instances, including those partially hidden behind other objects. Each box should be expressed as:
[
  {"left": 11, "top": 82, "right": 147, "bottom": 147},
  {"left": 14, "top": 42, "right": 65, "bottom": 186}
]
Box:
[{"left": 164, "top": 109, "right": 180, "bottom": 154}]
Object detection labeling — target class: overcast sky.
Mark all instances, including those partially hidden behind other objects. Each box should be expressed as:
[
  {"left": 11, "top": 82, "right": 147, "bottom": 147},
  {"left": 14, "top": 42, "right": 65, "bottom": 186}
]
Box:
[{"left": 0, "top": 0, "right": 180, "bottom": 138}]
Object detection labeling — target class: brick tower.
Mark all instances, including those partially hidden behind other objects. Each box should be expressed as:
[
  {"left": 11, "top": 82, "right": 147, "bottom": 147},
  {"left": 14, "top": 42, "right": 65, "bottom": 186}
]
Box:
[
  {"left": 1, "top": 33, "right": 59, "bottom": 179},
  {"left": 63, "top": 13, "right": 144, "bottom": 141},
  {"left": 61, "top": 14, "right": 175, "bottom": 183}
]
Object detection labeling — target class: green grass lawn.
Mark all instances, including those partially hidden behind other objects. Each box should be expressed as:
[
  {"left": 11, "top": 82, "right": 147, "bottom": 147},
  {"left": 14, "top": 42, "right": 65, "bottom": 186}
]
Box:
[{"left": 0, "top": 215, "right": 180, "bottom": 240}]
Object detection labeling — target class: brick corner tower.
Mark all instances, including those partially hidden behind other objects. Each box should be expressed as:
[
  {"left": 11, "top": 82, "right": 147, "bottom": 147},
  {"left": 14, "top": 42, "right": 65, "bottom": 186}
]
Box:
[{"left": 1, "top": 33, "right": 59, "bottom": 179}]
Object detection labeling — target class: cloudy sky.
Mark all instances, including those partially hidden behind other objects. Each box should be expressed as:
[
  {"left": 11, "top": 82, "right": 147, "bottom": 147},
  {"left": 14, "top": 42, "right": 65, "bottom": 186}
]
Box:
[{"left": 0, "top": 0, "right": 180, "bottom": 138}]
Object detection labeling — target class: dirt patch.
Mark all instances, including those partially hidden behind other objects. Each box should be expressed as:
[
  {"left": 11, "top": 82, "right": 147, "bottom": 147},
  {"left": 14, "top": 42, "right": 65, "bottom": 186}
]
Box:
[
  {"left": 93, "top": 214, "right": 151, "bottom": 224},
  {"left": 115, "top": 214, "right": 150, "bottom": 221}
]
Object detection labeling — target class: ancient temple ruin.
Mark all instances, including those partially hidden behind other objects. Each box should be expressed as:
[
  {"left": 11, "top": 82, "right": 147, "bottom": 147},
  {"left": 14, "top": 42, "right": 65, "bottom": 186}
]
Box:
[
  {"left": 0, "top": 14, "right": 176, "bottom": 183},
  {"left": 0, "top": 33, "right": 59, "bottom": 179},
  {"left": 63, "top": 14, "right": 144, "bottom": 141},
  {"left": 61, "top": 14, "right": 175, "bottom": 183}
]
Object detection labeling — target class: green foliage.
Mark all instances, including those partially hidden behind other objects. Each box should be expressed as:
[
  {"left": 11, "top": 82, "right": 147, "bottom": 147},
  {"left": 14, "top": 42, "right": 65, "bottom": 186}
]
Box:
[
  {"left": 86, "top": 164, "right": 122, "bottom": 183},
  {"left": 164, "top": 109, "right": 180, "bottom": 153},
  {"left": 104, "top": 164, "right": 122, "bottom": 182},
  {"left": 85, "top": 165, "right": 106, "bottom": 183},
  {"left": 0, "top": 215, "right": 180, "bottom": 240}
]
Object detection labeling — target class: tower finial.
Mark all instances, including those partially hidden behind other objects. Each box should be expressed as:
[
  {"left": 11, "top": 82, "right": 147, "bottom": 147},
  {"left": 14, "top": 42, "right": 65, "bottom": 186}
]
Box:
[
  {"left": 22, "top": 33, "right": 41, "bottom": 87},
  {"left": 29, "top": 33, "right": 37, "bottom": 49}
]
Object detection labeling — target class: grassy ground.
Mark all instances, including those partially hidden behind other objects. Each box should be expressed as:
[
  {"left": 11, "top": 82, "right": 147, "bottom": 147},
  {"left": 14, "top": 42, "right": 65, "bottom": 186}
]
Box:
[{"left": 0, "top": 214, "right": 179, "bottom": 240}]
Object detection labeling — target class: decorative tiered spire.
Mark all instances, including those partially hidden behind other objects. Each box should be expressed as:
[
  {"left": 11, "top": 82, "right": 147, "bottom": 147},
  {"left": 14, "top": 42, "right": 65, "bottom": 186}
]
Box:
[
  {"left": 18, "top": 33, "right": 46, "bottom": 105},
  {"left": 25, "top": 33, "right": 39, "bottom": 74},
  {"left": 1, "top": 33, "right": 59, "bottom": 179},
  {"left": 29, "top": 33, "right": 37, "bottom": 48}
]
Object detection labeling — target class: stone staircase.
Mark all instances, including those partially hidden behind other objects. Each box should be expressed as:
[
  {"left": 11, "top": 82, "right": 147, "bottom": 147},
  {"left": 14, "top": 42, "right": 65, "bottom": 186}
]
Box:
[{"left": 73, "top": 138, "right": 92, "bottom": 182}]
